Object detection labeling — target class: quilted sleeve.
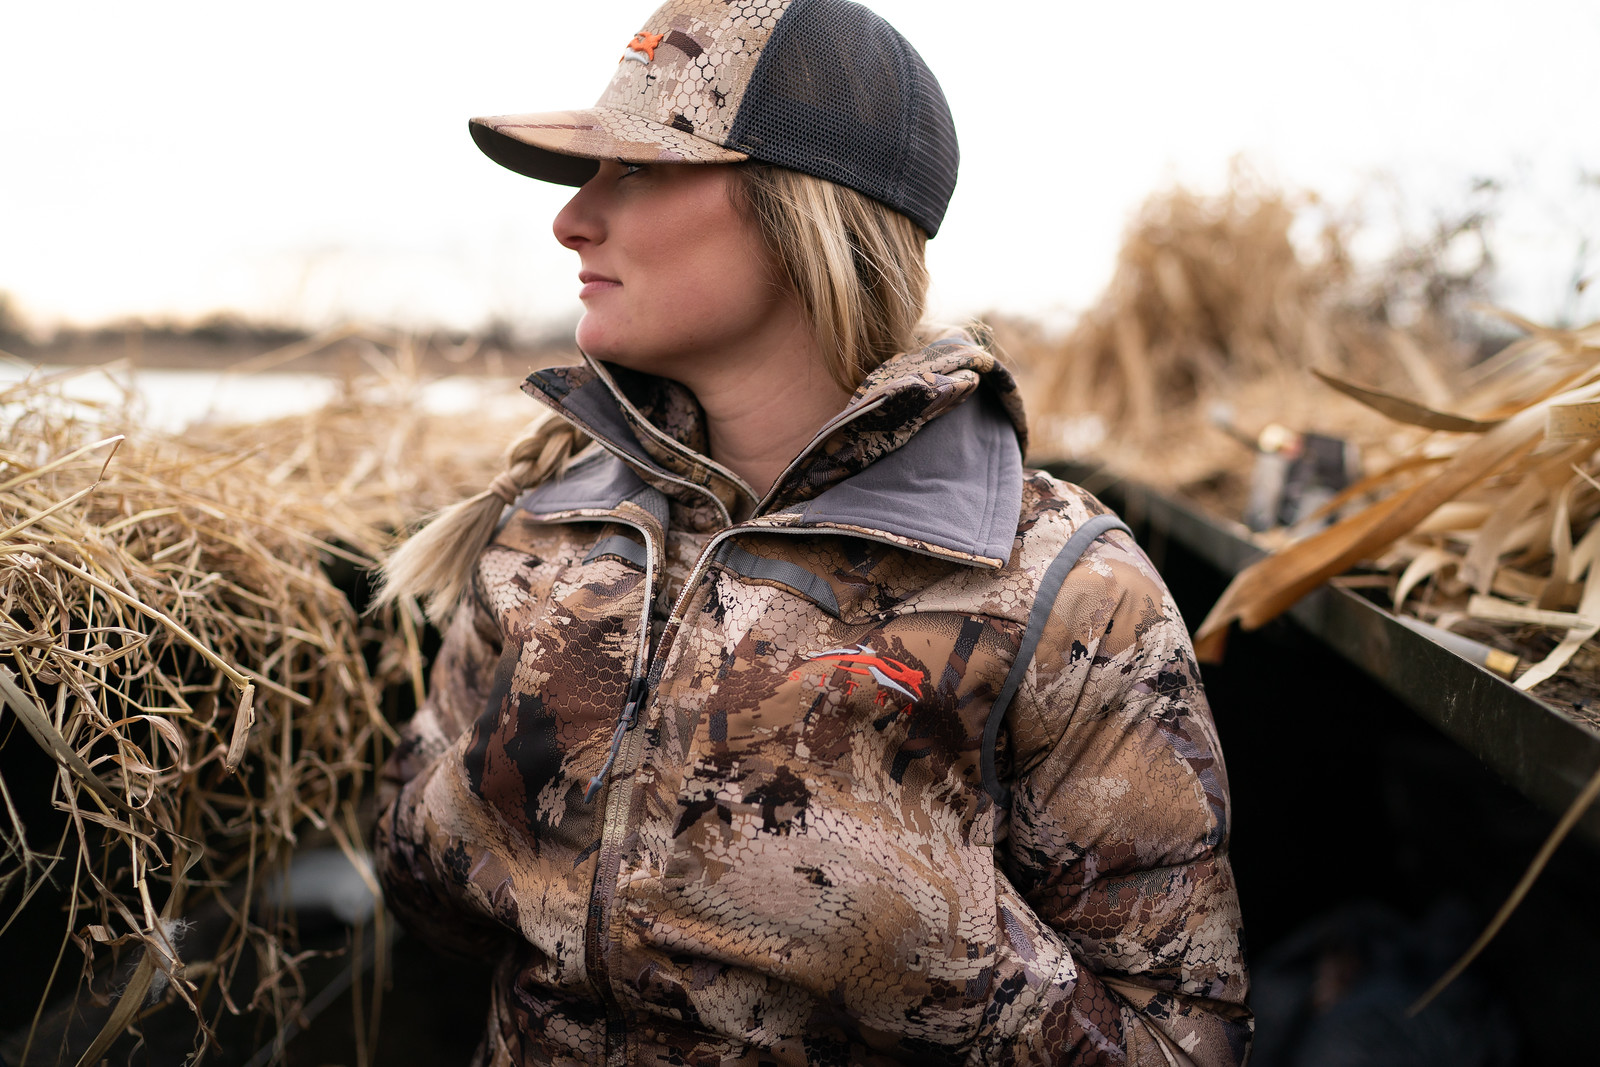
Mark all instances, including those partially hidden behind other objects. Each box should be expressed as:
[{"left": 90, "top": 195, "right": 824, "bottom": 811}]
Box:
[
  {"left": 372, "top": 592, "right": 506, "bottom": 956},
  {"left": 993, "top": 528, "right": 1252, "bottom": 1066}
]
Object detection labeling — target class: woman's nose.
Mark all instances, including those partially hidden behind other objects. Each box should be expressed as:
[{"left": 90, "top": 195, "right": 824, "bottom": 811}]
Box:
[{"left": 553, "top": 177, "right": 604, "bottom": 251}]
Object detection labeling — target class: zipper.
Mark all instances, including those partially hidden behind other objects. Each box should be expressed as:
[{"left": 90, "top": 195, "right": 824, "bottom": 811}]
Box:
[
  {"left": 525, "top": 508, "right": 660, "bottom": 678},
  {"left": 587, "top": 366, "right": 762, "bottom": 511},
  {"left": 523, "top": 378, "right": 963, "bottom": 1062},
  {"left": 584, "top": 676, "right": 648, "bottom": 801},
  {"left": 536, "top": 405, "right": 737, "bottom": 529},
  {"left": 641, "top": 516, "right": 992, "bottom": 694},
  {"left": 751, "top": 394, "right": 888, "bottom": 515},
  {"left": 517, "top": 395, "right": 740, "bottom": 1061},
  {"left": 527, "top": 507, "right": 989, "bottom": 1061},
  {"left": 587, "top": 693, "right": 653, "bottom": 1067},
  {"left": 521, "top": 506, "right": 660, "bottom": 1064}
]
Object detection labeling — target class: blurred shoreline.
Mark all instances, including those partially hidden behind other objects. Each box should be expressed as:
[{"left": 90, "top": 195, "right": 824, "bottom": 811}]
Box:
[{"left": 0, "top": 302, "right": 579, "bottom": 379}]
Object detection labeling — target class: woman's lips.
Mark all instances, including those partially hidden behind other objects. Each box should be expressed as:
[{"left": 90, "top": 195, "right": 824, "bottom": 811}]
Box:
[{"left": 578, "top": 271, "right": 620, "bottom": 299}]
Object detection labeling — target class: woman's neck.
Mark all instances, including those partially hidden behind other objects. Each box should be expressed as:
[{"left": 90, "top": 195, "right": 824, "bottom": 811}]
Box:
[
  {"left": 665, "top": 313, "right": 857, "bottom": 502},
  {"left": 678, "top": 331, "right": 851, "bottom": 500}
]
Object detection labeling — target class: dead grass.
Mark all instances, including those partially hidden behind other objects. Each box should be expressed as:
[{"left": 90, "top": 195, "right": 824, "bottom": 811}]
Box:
[{"left": 0, "top": 334, "right": 530, "bottom": 1064}]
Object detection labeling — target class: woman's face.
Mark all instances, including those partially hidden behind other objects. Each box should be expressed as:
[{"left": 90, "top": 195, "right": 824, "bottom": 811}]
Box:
[{"left": 553, "top": 162, "right": 793, "bottom": 383}]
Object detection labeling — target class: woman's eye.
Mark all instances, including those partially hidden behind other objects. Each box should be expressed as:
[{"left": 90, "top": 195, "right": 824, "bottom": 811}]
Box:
[{"left": 620, "top": 163, "right": 645, "bottom": 179}]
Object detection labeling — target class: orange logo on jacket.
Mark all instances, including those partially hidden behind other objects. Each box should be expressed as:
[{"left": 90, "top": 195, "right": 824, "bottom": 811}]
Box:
[
  {"left": 791, "top": 644, "right": 924, "bottom": 706},
  {"left": 621, "top": 31, "right": 664, "bottom": 64}
]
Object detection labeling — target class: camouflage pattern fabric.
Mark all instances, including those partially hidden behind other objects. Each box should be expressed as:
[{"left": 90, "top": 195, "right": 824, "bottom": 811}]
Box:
[
  {"left": 470, "top": 1, "right": 797, "bottom": 169},
  {"left": 376, "top": 339, "right": 1252, "bottom": 1065}
]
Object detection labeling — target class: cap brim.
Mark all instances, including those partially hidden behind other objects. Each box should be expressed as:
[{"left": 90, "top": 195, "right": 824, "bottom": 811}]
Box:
[{"left": 469, "top": 108, "right": 749, "bottom": 187}]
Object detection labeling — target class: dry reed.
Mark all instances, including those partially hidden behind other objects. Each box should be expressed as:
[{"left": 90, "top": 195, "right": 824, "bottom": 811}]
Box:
[
  {"left": 0, "top": 334, "right": 533, "bottom": 1064},
  {"left": 1012, "top": 167, "right": 1494, "bottom": 514}
]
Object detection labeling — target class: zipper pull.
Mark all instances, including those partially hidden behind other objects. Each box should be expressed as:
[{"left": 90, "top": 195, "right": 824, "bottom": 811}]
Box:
[{"left": 584, "top": 676, "right": 651, "bottom": 802}]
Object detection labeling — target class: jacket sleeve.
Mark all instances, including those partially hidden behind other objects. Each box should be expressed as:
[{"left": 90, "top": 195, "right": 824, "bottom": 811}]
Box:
[
  {"left": 372, "top": 591, "right": 507, "bottom": 956},
  {"left": 993, "top": 528, "right": 1252, "bottom": 1066}
]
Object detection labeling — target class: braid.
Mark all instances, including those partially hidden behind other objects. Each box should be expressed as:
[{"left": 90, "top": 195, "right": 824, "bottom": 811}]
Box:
[{"left": 373, "top": 414, "right": 584, "bottom": 623}]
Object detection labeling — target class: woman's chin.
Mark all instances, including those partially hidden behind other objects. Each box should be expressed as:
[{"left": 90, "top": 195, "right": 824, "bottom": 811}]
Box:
[
  {"left": 575, "top": 328, "right": 662, "bottom": 375},
  {"left": 573, "top": 319, "right": 620, "bottom": 361}
]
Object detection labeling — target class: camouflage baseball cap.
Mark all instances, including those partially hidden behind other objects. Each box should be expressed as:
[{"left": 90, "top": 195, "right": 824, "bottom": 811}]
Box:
[{"left": 469, "top": 0, "right": 959, "bottom": 237}]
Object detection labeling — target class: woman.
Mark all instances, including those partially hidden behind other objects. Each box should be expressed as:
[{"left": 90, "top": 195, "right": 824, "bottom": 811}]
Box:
[{"left": 374, "top": 1, "right": 1251, "bottom": 1064}]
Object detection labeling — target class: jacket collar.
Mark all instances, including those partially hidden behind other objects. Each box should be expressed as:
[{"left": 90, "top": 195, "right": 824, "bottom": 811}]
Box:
[
  {"left": 519, "top": 338, "right": 1028, "bottom": 568},
  {"left": 520, "top": 357, "right": 753, "bottom": 521}
]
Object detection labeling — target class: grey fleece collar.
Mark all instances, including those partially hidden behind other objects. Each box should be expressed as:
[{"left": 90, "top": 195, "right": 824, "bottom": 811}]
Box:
[
  {"left": 781, "top": 388, "right": 1022, "bottom": 566},
  {"left": 521, "top": 356, "right": 1024, "bottom": 568}
]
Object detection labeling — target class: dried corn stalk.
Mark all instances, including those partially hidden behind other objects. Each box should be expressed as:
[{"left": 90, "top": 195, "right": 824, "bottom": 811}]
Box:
[
  {"left": 1195, "top": 315, "right": 1600, "bottom": 704},
  {"left": 1012, "top": 169, "right": 1493, "bottom": 514},
  {"left": 1025, "top": 175, "right": 1342, "bottom": 439},
  {"left": 1191, "top": 318, "right": 1600, "bottom": 1019}
]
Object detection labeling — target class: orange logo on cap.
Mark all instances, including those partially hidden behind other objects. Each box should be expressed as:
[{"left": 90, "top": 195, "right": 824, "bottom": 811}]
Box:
[{"left": 621, "top": 31, "right": 664, "bottom": 63}]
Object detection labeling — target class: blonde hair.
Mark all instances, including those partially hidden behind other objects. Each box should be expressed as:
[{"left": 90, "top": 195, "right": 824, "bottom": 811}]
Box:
[
  {"left": 736, "top": 164, "right": 930, "bottom": 392},
  {"left": 375, "top": 164, "right": 932, "bottom": 620},
  {"left": 371, "top": 415, "right": 583, "bottom": 622}
]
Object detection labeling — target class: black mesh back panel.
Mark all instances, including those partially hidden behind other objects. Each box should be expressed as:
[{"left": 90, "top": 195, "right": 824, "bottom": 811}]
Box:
[{"left": 728, "top": 0, "right": 959, "bottom": 237}]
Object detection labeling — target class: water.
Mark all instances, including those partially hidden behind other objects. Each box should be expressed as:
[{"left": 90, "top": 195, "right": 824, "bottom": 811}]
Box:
[{"left": 0, "top": 361, "right": 531, "bottom": 435}]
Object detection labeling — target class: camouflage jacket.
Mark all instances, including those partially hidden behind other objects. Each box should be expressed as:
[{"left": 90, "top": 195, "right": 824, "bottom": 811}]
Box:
[{"left": 375, "top": 339, "right": 1251, "bottom": 1066}]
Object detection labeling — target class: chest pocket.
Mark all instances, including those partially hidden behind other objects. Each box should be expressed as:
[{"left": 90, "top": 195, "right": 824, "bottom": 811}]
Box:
[{"left": 462, "top": 533, "right": 647, "bottom": 839}]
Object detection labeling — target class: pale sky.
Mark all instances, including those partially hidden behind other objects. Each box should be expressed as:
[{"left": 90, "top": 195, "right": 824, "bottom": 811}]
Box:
[{"left": 2, "top": 0, "right": 1597, "bottom": 336}]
